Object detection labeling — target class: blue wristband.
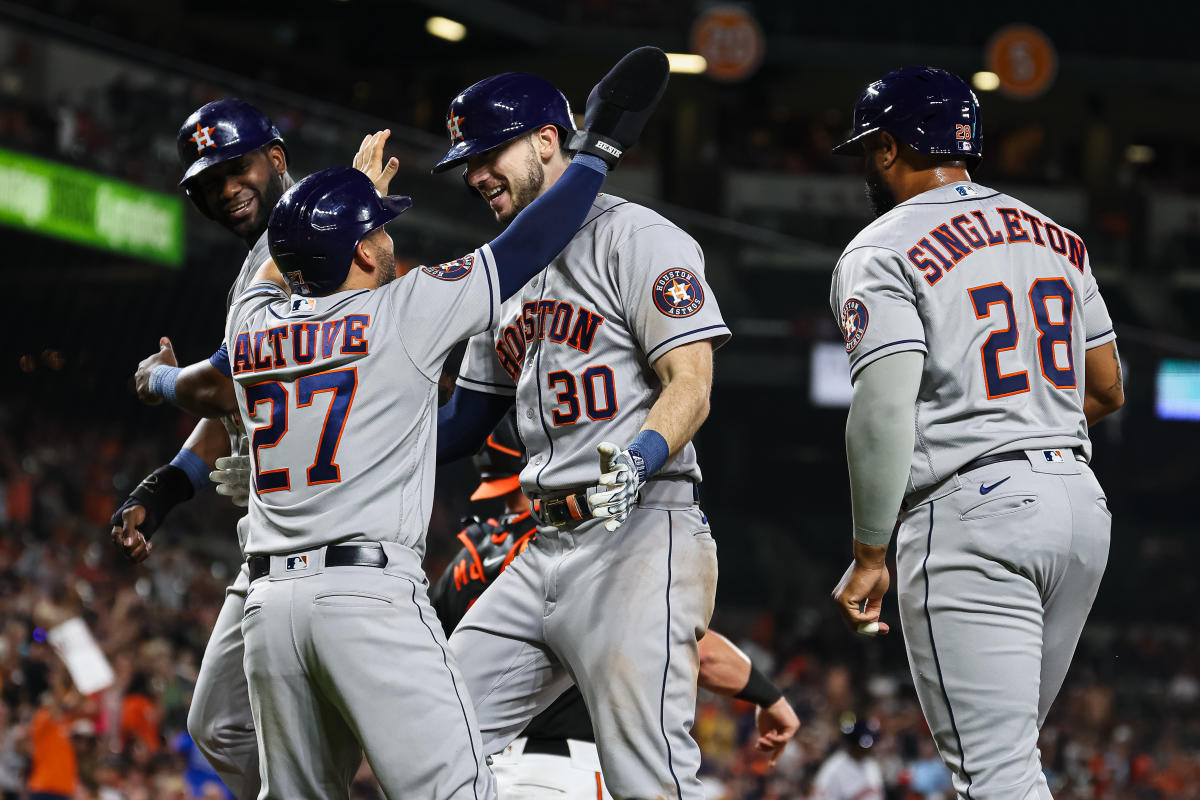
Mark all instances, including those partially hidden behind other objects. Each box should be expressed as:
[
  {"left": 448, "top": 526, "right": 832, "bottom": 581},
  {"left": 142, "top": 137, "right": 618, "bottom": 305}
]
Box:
[
  {"left": 148, "top": 365, "right": 181, "bottom": 404},
  {"left": 170, "top": 448, "right": 212, "bottom": 492},
  {"left": 570, "top": 153, "right": 609, "bottom": 174},
  {"left": 626, "top": 429, "right": 669, "bottom": 481}
]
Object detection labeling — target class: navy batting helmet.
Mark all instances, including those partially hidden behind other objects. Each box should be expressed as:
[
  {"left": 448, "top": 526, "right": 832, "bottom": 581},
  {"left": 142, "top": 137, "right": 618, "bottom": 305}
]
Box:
[
  {"left": 832, "top": 67, "right": 981, "bottom": 165},
  {"left": 177, "top": 98, "right": 288, "bottom": 213},
  {"left": 267, "top": 167, "right": 412, "bottom": 297},
  {"left": 470, "top": 409, "right": 526, "bottom": 501},
  {"left": 432, "top": 73, "right": 575, "bottom": 174}
]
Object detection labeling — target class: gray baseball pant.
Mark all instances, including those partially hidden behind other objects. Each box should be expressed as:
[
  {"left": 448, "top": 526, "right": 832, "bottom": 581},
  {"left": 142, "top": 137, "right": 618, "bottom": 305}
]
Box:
[
  {"left": 241, "top": 541, "right": 496, "bottom": 800},
  {"left": 896, "top": 451, "right": 1110, "bottom": 800},
  {"left": 188, "top": 563, "right": 260, "bottom": 800},
  {"left": 450, "top": 481, "right": 718, "bottom": 800}
]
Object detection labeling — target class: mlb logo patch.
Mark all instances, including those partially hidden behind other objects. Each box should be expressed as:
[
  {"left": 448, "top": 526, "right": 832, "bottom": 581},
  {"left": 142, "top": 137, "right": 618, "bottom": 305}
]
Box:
[
  {"left": 285, "top": 555, "right": 309, "bottom": 571},
  {"left": 1043, "top": 450, "right": 1065, "bottom": 463},
  {"left": 291, "top": 297, "right": 317, "bottom": 313}
]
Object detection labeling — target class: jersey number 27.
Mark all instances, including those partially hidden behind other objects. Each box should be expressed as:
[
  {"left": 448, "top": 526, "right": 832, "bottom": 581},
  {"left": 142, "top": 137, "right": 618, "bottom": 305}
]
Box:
[
  {"left": 969, "top": 279, "right": 1075, "bottom": 399},
  {"left": 243, "top": 368, "right": 357, "bottom": 493}
]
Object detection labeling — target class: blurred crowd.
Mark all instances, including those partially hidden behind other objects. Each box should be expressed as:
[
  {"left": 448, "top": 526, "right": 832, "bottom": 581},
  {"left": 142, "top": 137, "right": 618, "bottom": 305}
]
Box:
[{"left": 0, "top": 403, "right": 1197, "bottom": 800}]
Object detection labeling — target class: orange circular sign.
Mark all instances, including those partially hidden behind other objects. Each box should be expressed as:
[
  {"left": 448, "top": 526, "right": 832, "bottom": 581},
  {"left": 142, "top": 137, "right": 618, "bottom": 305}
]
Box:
[
  {"left": 690, "top": 6, "right": 765, "bottom": 83},
  {"left": 986, "top": 24, "right": 1057, "bottom": 99}
]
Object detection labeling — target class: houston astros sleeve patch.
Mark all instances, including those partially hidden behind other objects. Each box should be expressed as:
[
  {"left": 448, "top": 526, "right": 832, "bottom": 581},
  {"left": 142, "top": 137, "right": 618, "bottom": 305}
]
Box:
[
  {"left": 652, "top": 268, "right": 705, "bottom": 317},
  {"left": 423, "top": 254, "right": 475, "bottom": 281}
]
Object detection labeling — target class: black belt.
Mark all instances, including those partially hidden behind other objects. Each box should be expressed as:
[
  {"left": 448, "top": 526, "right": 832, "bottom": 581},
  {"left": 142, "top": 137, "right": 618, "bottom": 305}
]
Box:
[
  {"left": 959, "top": 448, "right": 1081, "bottom": 474},
  {"left": 534, "top": 481, "right": 701, "bottom": 529},
  {"left": 247, "top": 543, "right": 388, "bottom": 582},
  {"left": 522, "top": 738, "right": 573, "bottom": 757}
]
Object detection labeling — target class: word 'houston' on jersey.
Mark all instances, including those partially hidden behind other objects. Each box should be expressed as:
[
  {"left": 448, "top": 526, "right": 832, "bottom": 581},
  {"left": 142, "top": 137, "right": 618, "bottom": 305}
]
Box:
[
  {"left": 907, "top": 200, "right": 1086, "bottom": 287},
  {"left": 494, "top": 299, "right": 606, "bottom": 381},
  {"left": 230, "top": 314, "right": 369, "bottom": 375}
]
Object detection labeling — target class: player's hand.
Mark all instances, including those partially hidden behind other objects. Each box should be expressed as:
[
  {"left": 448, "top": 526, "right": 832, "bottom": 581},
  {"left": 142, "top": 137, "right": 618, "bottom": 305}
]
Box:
[
  {"left": 110, "top": 504, "right": 153, "bottom": 564},
  {"left": 754, "top": 695, "right": 800, "bottom": 768},
  {"left": 353, "top": 129, "right": 399, "bottom": 195},
  {"left": 134, "top": 337, "right": 178, "bottom": 405},
  {"left": 211, "top": 455, "right": 251, "bottom": 508},
  {"left": 587, "top": 442, "right": 643, "bottom": 531},
  {"left": 832, "top": 552, "right": 891, "bottom": 636},
  {"left": 570, "top": 46, "right": 669, "bottom": 169}
]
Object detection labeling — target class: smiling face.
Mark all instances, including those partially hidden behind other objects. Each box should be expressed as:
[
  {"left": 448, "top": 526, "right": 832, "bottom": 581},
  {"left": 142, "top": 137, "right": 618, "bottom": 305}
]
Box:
[
  {"left": 190, "top": 144, "right": 287, "bottom": 242},
  {"left": 463, "top": 126, "right": 564, "bottom": 226}
]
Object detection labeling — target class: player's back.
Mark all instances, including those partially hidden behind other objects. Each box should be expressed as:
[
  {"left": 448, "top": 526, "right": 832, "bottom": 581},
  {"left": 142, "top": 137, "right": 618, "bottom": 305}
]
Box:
[{"left": 832, "top": 181, "right": 1115, "bottom": 492}]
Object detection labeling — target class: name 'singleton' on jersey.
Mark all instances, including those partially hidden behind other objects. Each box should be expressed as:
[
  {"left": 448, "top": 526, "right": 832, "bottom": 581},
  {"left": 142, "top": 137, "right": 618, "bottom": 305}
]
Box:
[
  {"left": 493, "top": 299, "right": 606, "bottom": 381},
  {"left": 906, "top": 206, "right": 1086, "bottom": 287},
  {"left": 230, "top": 314, "right": 369, "bottom": 375}
]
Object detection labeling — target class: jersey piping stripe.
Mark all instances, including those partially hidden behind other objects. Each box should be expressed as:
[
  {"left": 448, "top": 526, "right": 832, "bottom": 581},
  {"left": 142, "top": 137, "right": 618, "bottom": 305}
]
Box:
[
  {"left": 659, "top": 511, "right": 684, "bottom": 800},
  {"left": 403, "top": 576, "right": 485, "bottom": 800},
  {"left": 321, "top": 290, "right": 371, "bottom": 316},
  {"left": 849, "top": 338, "right": 927, "bottom": 371},
  {"left": 1085, "top": 328, "right": 1114, "bottom": 343},
  {"left": 479, "top": 246, "right": 497, "bottom": 330},
  {"left": 922, "top": 501, "right": 974, "bottom": 799},
  {"left": 645, "top": 324, "right": 732, "bottom": 361},
  {"left": 457, "top": 375, "right": 517, "bottom": 394}
]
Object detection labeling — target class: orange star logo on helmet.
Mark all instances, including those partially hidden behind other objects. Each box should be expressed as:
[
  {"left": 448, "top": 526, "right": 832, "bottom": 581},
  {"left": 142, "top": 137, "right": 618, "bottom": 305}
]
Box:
[
  {"left": 189, "top": 123, "right": 217, "bottom": 153},
  {"left": 447, "top": 113, "right": 465, "bottom": 142}
]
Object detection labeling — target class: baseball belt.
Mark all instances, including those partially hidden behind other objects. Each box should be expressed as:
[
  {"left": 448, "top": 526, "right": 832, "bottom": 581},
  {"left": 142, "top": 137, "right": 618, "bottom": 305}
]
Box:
[
  {"left": 959, "top": 447, "right": 1082, "bottom": 474},
  {"left": 533, "top": 479, "right": 700, "bottom": 529},
  {"left": 247, "top": 542, "right": 388, "bottom": 582}
]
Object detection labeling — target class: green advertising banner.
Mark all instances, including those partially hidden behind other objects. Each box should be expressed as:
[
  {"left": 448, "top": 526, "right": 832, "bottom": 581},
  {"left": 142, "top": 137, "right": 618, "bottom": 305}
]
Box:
[{"left": 0, "top": 147, "right": 183, "bottom": 267}]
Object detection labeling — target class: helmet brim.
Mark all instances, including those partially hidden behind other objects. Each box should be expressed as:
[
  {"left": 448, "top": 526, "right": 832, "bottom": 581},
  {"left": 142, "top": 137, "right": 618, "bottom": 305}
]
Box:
[
  {"left": 470, "top": 475, "right": 521, "bottom": 502},
  {"left": 831, "top": 126, "right": 882, "bottom": 157},
  {"left": 431, "top": 130, "right": 529, "bottom": 174},
  {"left": 379, "top": 195, "right": 414, "bottom": 218}
]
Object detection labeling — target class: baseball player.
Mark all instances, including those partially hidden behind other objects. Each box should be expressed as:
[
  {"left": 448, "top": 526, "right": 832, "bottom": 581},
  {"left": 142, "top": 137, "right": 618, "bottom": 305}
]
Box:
[
  {"left": 827, "top": 67, "right": 1124, "bottom": 799},
  {"left": 428, "top": 70, "right": 731, "bottom": 800},
  {"left": 223, "top": 48, "right": 669, "bottom": 798},
  {"left": 430, "top": 413, "right": 799, "bottom": 798},
  {"left": 809, "top": 719, "right": 884, "bottom": 800},
  {"left": 109, "top": 98, "right": 294, "bottom": 799}
]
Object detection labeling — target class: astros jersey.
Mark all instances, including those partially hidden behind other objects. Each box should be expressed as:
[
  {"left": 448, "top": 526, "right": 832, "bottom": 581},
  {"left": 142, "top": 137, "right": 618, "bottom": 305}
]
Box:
[
  {"left": 226, "top": 231, "right": 274, "bottom": 313},
  {"left": 830, "top": 181, "right": 1116, "bottom": 493},
  {"left": 457, "top": 195, "right": 730, "bottom": 496},
  {"left": 226, "top": 246, "right": 501, "bottom": 556}
]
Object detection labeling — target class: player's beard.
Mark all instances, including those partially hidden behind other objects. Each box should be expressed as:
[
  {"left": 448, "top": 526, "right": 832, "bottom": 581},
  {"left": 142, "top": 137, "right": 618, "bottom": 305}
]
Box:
[
  {"left": 374, "top": 247, "right": 397, "bottom": 288},
  {"left": 497, "top": 142, "right": 546, "bottom": 227},
  {"left": 864, "top": 157, "right": 898, "bottom": 218}
]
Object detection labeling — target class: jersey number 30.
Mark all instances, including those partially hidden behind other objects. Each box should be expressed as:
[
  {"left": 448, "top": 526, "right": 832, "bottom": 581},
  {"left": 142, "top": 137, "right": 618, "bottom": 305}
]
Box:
[
  {"left": 969, "top": 279, "right": 1075, "bottom": 399},
  {"left": 547, "top": 366, "right": 617, "bottom": 425},
  {"left": 243, "top": 368, "right": 358, "bottom": 494}
]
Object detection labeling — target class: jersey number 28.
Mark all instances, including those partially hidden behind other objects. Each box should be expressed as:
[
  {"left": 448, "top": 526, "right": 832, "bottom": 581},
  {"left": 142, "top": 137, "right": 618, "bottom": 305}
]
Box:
[
  {"left": 969, "top": 279, "right": 1075, "bottom": 399},
  {"left": 243, "top": 368, "right": 358, "bottom": 494}
]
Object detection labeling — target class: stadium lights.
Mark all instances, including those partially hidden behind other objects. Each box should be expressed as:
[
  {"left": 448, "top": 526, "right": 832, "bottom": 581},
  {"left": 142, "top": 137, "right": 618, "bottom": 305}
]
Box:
[
  {"left": 666, "top": 53, "right": 708, "bottom": 74},
  {"left": 1126, "top": 145, "right": 1155, "bottom": 164},
  {"left": 426, "top": 16, "right": 467, "bottom": 42},
  {"left": 972, "top": 71, "right": 1000, "bottom": 91}
]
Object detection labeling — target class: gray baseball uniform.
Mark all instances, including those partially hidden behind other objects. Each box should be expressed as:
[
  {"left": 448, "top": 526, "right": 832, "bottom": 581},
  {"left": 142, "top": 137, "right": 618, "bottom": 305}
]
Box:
[
  {"left": 452, "top": 194, "right": 729, "bottom": 800},
  {"left": 831, "top": 181, "right": 1114, "bottom": 799},
  {"left": 187, "top": 229, "right": 273, "bottom": 800},
  {"left": 225, "top": 244, "right": 502, "bottom": 799}
]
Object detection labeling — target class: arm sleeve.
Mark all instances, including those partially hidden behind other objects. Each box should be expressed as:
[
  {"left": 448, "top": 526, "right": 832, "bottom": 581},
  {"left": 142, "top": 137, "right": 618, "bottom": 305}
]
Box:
[
  {"left": 209, "top": 342, "right": 231, "bottom": 379},
  {"left": 1082, "top": 255, "right": 1116, "bottom": 349},
  {"left": 830, "top": 246, "right": 928, "bottom": 380},
  {"left": 437, "top": 386, "right": 514, "bottom": 464},
  {"left": 615, "top": 224, "right": 731, "bottom": 364},
  {"left": 456, "top": 330, "right": 517, "bottom": 397},
  {"left": 846, "top": 350, "right": 923, "bottom": 547}
]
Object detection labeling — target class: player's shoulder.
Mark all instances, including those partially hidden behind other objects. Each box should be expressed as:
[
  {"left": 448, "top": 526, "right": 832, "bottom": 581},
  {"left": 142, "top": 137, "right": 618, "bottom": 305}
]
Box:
[{"left": 589, "top": 194, "right": 688, "bottom": 240}]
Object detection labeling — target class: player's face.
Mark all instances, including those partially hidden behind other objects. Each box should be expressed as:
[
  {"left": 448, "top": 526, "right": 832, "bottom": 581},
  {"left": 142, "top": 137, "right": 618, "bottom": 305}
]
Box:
[
  {"left": 192, "top": 147, "right": 286, "bottom": 241},
  {"left": 463, "top": 135, "right": 545, "bottom": 226},
  {"left": 863, "top": 148, "right": 898, "bottom": 218},
  {"left": 366, "top": 228, "right": 397, "bottom": 288}
]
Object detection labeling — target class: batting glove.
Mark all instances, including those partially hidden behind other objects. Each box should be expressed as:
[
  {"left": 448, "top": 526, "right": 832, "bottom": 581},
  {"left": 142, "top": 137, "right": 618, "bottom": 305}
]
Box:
[
  {"left": 588, "top": 441, "right": 644, "bottom": 531},
  {"left": 210, "top": 455, "right": 251, "bottom": 508}
]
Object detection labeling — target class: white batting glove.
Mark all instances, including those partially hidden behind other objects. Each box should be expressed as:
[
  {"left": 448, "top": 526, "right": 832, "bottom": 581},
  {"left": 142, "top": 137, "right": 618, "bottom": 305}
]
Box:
[
  {"left": 210, "top": 455, "right": 251, "bottom": 508},
  {"left": 587, "top": 442, "right": 644, "bottom": 532}
]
